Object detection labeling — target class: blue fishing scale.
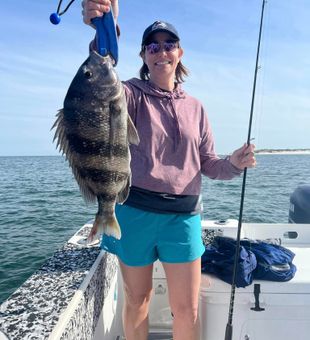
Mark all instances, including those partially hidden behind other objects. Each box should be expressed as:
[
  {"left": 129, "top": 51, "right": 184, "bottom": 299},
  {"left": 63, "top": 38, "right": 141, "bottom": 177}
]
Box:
[{"left": 50, "top": 0, "right": 118, "bottom": 65}]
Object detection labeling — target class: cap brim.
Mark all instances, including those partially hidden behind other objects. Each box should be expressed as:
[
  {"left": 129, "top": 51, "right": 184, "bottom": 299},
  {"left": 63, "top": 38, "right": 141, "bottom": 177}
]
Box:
[{"left": 142, "top": 29, "right": 179, "bottom": 45}]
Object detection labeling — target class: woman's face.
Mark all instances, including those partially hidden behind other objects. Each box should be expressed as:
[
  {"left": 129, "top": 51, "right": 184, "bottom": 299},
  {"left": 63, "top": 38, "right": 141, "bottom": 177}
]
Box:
[{"left": 142, "top": 32, "right": 183, "bottom": 83}]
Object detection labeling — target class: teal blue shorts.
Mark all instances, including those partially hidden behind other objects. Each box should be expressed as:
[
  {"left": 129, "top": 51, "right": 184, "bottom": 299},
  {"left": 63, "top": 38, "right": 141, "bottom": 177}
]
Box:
[{"left": 101, "top": 204, "right": 205, "bottom": 266}]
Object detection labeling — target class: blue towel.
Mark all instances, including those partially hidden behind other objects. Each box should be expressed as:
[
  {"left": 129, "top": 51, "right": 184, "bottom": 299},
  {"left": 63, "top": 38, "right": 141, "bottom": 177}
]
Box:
[
  {"left": 201, "top": 236, "right": 257, "bottom": 288},
  {"left": 240, "top": 239, "right": 297, "bottom": 281},
  {"left": 201, "top": 236, "right": 296, "bottom": 287}
]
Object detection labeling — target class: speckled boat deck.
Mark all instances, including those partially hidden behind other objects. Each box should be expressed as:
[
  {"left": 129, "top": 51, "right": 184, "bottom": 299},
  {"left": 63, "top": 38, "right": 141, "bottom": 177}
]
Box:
[{"left": 0, "top": 225, "right": 118, "bottom": 340}]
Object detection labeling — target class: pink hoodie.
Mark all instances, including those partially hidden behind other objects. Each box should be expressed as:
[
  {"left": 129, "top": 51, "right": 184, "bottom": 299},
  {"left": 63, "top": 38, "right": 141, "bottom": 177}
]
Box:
[{"left": 123, "top": 78, "right": 241, "bottom": 195}]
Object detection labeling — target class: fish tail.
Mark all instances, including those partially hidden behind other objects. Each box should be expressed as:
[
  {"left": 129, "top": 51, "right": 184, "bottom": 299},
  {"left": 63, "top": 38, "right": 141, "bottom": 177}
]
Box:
[
  {"left": 87, "top": 213, "right": 121, "bottom": 242},
  {"left": 87, "top": 219, "right": 101, "bottom": 243},
  {"left": 105, "top": 215, "right": 122, "bottom": 240}
]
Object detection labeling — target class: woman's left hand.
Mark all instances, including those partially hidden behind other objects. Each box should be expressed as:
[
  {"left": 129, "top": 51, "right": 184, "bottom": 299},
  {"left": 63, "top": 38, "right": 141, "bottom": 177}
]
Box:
[{"left": 229, "top": 143, "right": 256, "bottom": 170}]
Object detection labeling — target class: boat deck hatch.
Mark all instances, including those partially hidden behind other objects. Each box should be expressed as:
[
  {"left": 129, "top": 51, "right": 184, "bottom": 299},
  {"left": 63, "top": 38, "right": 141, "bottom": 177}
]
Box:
[
  {"left": 148, "top": 333, "right": 173, "bottom": 339},
  {"left": 116, "top": 333, "right": 173, "bottom": 339}
]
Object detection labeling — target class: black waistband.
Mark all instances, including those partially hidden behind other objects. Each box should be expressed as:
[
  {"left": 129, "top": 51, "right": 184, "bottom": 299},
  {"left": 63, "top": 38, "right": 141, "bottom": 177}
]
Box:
[{"left": 124, "top": 186, "right": 201, "bottom": 215}]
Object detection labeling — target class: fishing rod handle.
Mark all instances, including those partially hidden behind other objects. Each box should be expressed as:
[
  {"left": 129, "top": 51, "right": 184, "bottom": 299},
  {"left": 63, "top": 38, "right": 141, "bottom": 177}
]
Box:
[
  {"left": 225, "top": 323, "right": 233, "bottom": 340},
  {"left": 92, "top": 10, "right": 118, "bottom": 65}
]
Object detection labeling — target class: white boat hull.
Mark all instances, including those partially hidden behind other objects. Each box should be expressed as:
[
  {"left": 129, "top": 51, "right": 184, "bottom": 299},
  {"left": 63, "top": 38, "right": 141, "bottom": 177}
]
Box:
[
  {"left": 1, "top": 220, "right": 310, "bottom": 340},
  {"left": 148, "top": 221, "right": 310, "bottom": 339}
]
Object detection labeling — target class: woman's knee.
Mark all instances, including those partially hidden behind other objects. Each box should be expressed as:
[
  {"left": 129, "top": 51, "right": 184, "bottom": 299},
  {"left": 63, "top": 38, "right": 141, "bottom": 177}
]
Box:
[
  {"left": 123, "top": 285, "right": 153, "bottom": 310},
  {"left": 172, "top": 304, "right": 199, "bottom": 326}
]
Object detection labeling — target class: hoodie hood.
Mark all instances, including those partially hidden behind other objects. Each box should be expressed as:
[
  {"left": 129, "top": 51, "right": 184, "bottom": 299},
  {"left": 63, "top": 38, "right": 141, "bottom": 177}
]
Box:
[
  {"left": 125, "top": 78, "right": 185, "bottom": 150},
  {"left": 125, "top": 77, "right": 186, "bottom": 100}
]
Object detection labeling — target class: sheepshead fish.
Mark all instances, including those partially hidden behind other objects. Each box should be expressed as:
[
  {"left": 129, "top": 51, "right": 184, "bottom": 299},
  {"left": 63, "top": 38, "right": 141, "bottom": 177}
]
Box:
[{"left": 52, "top": 51, "right": 139, "bottom": 241}]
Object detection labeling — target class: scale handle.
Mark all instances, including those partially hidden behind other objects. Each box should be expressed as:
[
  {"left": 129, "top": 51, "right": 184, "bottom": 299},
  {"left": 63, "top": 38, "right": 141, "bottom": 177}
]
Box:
[{"left": 91, "top": 10, "right": 118, "bottom": 65}]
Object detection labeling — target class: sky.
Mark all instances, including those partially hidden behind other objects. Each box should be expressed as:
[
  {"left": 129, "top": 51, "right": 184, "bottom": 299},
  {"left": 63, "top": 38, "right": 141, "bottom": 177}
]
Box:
[{"left": 0, "top": 0, "right": 309, "bottom": 156}]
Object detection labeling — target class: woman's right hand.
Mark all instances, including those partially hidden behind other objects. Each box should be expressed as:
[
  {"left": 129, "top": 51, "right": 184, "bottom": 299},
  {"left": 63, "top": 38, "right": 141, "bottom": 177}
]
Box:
[{"left": 82, "top": 0, "right": 119, "bottom": 26}]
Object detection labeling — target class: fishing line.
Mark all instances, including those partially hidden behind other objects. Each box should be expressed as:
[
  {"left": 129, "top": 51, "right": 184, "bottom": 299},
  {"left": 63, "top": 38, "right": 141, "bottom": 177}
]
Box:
[
  {"left": 224, "top": 1, "right": 267, "bottom": 340},
  {"left": 253, "top": 3, "right": 271, "bottom": 151}
]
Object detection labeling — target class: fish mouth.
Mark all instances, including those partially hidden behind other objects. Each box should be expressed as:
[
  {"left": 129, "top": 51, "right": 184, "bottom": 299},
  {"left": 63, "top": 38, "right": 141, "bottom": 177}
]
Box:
[
  {"left": 87, "top": 51, "right": 118, "bottom": 86},
  {"left": 91, "top": 50, "right": 114, "bottom": 65}
]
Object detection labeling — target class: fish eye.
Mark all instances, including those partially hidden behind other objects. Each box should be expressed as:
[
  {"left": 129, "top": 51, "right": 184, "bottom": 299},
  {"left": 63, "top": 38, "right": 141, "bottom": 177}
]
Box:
[{"left": 84, "top": 70, "right": 93, "bottom": 79}]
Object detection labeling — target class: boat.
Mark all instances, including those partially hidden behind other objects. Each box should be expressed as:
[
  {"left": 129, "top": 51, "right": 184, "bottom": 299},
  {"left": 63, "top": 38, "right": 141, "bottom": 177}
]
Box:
[{"left": 0, "top": 186, "right": 309, "bottom": 340}]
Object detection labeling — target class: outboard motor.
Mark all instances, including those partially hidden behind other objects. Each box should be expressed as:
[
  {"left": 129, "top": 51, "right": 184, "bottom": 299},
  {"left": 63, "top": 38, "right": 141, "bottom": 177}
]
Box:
[{"left": 289, "top": 185, "right": 310, "bottom": 223}]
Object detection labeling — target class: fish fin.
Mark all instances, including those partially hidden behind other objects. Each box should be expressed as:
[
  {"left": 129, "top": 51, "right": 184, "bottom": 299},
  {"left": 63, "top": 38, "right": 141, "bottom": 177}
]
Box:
[
  {"left": 88, "top": 214, "right": 121, "bottom": 242},
  {"left": 71, "top": 166, "right": 97, "bottom": 203},
  {"left": 51, "top": 109, "right": 70, "bottom": 155},
  {"left": 105, "top": 215, "right": 122, "bottom": 240},
  {"left": 117, "top": 176, "right": 130, "bottom": 203},
  {"left": 127, "top": 115, "right": 140, "bottom": 145},
  {"left": 87, "top": 221, "right": 101, "bottom": 243}
]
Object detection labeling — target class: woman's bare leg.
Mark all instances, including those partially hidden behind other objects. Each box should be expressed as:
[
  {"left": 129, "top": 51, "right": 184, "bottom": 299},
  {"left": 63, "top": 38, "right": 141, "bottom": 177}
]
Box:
[
  {"left": 163, "top": 258, "right": 201, "bottom": 340},
  {"left": 119, "top": 259, "right": 154, "bottom": 340}
]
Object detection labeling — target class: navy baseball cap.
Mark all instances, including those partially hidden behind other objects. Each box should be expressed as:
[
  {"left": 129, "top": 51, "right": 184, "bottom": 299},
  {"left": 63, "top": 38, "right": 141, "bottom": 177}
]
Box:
[{"left": 142, "top": 21, "right": 180, "bottom": 45}]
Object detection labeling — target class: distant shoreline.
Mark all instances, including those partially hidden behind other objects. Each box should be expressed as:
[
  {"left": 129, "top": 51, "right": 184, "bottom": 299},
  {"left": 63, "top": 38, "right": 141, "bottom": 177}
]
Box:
[
  {"left": 1, "top": 150, "right": 310, "bottom": 157},
  {"left": 255, "top": 149, "right": 310, "bottom": 155}
]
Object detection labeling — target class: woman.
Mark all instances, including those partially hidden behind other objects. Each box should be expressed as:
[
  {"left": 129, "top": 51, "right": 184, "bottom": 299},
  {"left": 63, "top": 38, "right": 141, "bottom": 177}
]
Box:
[{"left": 82, "top": 1, "right": 256, "bottom": 339}]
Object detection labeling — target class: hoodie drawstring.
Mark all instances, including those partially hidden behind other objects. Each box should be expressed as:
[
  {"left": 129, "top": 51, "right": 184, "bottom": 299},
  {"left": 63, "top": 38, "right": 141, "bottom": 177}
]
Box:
[{"left": 168, "top": 95, "right": 182, "bottom": 151}]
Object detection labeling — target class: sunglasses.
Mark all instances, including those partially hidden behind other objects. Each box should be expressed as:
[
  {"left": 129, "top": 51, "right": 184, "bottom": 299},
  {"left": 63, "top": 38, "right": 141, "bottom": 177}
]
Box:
[{"left": 144, "top": 40, "right": 179, "bottom": 54}]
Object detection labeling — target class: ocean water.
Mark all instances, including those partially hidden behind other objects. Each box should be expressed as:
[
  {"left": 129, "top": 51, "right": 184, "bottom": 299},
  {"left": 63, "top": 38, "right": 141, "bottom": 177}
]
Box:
[{"left": 0, "top": 154, "right": 309, "bottom": 303}]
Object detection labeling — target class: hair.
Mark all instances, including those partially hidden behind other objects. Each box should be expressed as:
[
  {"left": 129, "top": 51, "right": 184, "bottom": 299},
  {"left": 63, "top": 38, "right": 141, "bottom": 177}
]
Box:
[{"left": 139, "top": 43, "right": 189, "bottom": 83}]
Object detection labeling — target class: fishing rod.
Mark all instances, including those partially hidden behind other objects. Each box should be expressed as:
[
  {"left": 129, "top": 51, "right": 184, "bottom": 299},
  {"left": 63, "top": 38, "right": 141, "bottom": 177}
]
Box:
[{"left": 224, "top": 1, "right": 267, "bottom": 340}]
